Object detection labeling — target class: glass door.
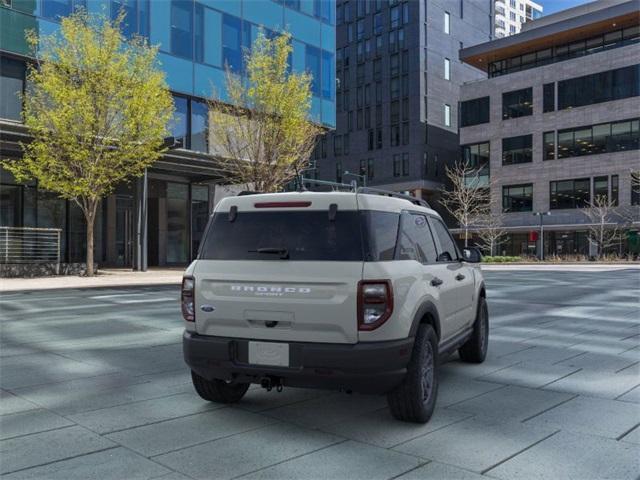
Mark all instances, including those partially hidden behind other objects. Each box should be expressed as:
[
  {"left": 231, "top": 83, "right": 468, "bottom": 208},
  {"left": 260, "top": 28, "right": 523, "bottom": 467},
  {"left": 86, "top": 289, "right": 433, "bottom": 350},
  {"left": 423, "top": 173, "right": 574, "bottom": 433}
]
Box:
[{"left": 115, "top": 195, "right": 133, "bottom": 267}]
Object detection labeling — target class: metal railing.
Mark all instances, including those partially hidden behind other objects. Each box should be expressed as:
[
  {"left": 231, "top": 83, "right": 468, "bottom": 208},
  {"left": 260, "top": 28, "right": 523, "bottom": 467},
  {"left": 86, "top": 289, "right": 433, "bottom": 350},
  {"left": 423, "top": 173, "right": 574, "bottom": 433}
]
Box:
[{"left": 0, "top": 226, "right": 62, "bottom": 268}]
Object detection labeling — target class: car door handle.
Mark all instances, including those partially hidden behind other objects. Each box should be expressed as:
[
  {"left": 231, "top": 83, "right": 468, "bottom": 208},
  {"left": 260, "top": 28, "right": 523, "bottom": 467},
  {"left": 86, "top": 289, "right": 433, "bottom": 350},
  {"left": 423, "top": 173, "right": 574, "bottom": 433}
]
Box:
[
  {"left": 455, "top": 274, "right": 466, "bottom": 281},
  {"left": 431, "top": 277, "right": 443, "bottom": 287}
]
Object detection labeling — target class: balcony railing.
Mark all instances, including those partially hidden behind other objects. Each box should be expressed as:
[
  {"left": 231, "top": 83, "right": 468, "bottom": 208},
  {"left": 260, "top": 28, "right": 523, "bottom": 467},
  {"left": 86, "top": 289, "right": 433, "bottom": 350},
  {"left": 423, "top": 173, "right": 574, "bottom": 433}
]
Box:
[{"left": 0, "top": 227, "right": 61, "bottom": 269}]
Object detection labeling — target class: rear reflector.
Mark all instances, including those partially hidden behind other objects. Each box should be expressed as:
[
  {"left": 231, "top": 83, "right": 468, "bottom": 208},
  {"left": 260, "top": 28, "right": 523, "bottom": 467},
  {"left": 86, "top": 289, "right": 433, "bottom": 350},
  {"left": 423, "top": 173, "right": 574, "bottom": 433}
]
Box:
[{"left": 254, "top": 201, "right": 312, "bottom": 208}]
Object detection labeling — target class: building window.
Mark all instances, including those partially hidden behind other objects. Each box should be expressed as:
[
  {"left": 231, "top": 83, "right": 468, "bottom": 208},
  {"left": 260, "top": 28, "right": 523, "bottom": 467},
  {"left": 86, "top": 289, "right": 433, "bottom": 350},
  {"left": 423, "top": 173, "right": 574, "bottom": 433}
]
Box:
[
  {"left": 374, "top": 12, "right": 383, "bottom": 34},
  {"left": 444, "top": 104, "right": 451, "bottom": 127},
  {"left": 558, "top": 64, "right": 640, "bottom": 110},
  {"left": 390, "top": 5, "right": 400, "bottom": 29},
  {"left": 632, "top": 172, "right": 640, "bottom": 206},
  {"left": 503, "top": 184, "right": 533, "bottom": 213},
  {"left": 368, "top": 129, "right": 374, "bottom": 150},
  {"left": 321, "top": 50, "right": 334, "bottom": 100},
  {"left": 190, "top": 99, "right": 208, "bottom": 153},
  {"left": 333, "top": 135, "right": 342, "bottom": 156},
  {"left": 391, "top": 125, "right": 400, "bottom": 146},
  {"left": 393, "top": 155, "right": 401, "bottom": 176},
  {"left": 543, "top": 83, "right": 555, "bottom": 113},
  {"left": 221, "top": 13, "right": 241, "bottom": 71},
  {"left": 41, "top": 0, "right": 86, "bottom": 20},
  {"left": 376, "top": 129, "right": 383, "bottom": 149},
  {"left": 461, "top": 142, "right": 490, "bottom": 183},
  {"left": 444, "top": 11, "right": 450, "bottom": 34},
  {"left": 336, "top": 161, "right": 342, "bottom": 183},
  {"left": 594, "top": 175, "right": 608, "bottom": 202},
  {"left": 402, "top": 153, "right": 410, "bottom": 176},
  {"left": 170, "top": 95, "right": 189, "bottom": 148},
  {"left": 502, "top": 134, "right": 532, "bottom": 165},
  {"left": 543, "top": 131, "right": 555, "bottom": 160},
  {"left": 0, "top": 56, "right": 25, "bottom": 121},
  {"left": 611, "top": 175, "right": 619, "bottom": 206},
  {"left": 171, "top": 0, "right": 194, "bottom": 59},
  {"left": 550, "top": 178, "right": 591, "bottom": 209},
  {"left": 367, "top": 158, "right": 375, "bottom": 179},
  {"left": 557, "top": 118, "right": 640, "bottom": 159},
  {"left": 343, "top": 133, "right": 350, "bottom": 155},
  {"left": 444, "top": 58, "right": 450, "bottom": 80},
  {"left": 112, "top": 0, "right": 149, "bottom": 38},
  {"left": 305, "top": 45, "right": 321, "bottom": 97},
  {"left": 460, "top": 96, "right": 489, "bottom": 127},
  {"left": 502, "top": 87, "right": 533, "bottom": 119}
]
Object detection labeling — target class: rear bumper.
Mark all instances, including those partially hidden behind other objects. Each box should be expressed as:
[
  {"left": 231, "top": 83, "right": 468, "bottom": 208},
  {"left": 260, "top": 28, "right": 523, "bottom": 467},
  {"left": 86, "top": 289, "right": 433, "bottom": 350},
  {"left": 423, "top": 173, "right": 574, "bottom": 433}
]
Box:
[{"left": 183, "top": 331, "right": 414, "bottom": 394}]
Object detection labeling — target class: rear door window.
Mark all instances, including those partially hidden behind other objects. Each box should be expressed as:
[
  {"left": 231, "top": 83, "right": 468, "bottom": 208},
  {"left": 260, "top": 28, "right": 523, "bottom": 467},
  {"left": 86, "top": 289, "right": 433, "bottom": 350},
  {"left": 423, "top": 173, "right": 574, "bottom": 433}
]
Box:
[
  {"left": 360, "top": 211, "right": 400, "bottom": 261},
  {"left": 200, "top": 210, "right": 363, "bottom": 261},
  {"left": 396, "top": 212, "right": 438, "bottom": 263}
]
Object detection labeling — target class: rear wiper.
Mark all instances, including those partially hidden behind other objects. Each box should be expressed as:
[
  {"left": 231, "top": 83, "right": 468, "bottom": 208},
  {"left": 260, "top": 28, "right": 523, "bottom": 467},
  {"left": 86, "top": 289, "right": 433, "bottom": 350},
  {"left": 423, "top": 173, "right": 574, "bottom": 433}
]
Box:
[{"left": 248, "top": 247, "right": 290, "bottom": 259}]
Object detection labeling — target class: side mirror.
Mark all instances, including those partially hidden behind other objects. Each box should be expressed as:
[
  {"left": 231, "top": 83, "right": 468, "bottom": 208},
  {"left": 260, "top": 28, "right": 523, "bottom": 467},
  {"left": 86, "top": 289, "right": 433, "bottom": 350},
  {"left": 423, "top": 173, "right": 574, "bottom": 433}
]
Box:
[{"left": 462, "top": 247, "right": 482, "bottom": 263}]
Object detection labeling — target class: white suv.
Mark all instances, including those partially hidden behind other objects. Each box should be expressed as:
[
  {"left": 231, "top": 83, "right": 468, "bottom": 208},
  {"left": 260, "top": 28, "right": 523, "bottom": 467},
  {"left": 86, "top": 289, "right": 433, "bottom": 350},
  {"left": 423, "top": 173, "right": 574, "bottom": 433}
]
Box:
[{"left": 182, "top": 190, "right": 488, "bottom": 423}]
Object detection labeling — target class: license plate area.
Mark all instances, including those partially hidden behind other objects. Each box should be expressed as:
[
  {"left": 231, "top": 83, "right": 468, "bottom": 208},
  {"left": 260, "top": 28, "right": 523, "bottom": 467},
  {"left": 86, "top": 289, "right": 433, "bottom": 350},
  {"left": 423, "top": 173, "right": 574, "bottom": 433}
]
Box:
[{"left": 248, "top": 341, "right": 290, "bottom": 367}]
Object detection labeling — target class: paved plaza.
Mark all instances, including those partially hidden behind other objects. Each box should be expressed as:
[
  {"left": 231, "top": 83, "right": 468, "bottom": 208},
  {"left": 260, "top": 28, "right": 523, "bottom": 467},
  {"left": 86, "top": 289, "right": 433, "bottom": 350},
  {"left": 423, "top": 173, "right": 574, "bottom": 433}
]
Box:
[{"left": 0, "top": 268, "right": 639, "bottom": 479}]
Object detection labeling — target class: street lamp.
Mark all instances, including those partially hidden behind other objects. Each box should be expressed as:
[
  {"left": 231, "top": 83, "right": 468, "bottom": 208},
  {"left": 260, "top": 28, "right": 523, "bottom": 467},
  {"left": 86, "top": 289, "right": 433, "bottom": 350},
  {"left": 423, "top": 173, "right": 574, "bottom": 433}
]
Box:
[
  {"left": 343, "top": 171, "right": 367, "bottom": 188},
  {"left": 533, "top": 211, "right": 551, "bottom": 260}
]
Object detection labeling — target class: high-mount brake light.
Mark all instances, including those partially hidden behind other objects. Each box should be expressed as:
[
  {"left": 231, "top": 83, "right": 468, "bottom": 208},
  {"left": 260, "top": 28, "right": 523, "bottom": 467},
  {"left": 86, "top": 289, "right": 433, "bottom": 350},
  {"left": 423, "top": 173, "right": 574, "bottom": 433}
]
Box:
[
  {"left": 254, "top": 201, "right": 312, "bottom": 208},
  {"left": 357, "top": 280, "right": 394, "bottom": 331},
  {"left": 181, "top": 276, "right": 195, "bottom": 322}
]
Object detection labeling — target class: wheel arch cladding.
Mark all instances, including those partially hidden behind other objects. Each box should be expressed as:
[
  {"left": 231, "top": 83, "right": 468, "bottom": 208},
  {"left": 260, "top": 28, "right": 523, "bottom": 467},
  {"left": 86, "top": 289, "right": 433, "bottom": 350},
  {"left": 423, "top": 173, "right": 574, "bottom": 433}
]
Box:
[{"left": 409, "top": 302, "right": 441, "bottom": 340}]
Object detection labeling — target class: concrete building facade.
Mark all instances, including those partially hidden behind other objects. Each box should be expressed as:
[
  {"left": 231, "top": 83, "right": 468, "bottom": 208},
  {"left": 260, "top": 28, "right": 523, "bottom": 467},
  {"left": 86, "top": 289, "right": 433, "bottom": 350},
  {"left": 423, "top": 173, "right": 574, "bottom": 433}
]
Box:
[
  {"left": 494, "top": 0, "right": 542, "bottom": 38},
  {"left": 314, "top": 0, "right": 492, "bottom": 206},
  {"left": 459, "top": 0, "right": 640, "bottom": 257}
]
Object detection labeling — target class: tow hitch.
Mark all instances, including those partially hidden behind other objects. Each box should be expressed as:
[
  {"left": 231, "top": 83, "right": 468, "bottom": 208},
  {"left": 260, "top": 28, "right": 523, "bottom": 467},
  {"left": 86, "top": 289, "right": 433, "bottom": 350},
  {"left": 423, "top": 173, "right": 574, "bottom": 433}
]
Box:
[{"left": 260, "top": 376, "right": 284, "bottom": 392}]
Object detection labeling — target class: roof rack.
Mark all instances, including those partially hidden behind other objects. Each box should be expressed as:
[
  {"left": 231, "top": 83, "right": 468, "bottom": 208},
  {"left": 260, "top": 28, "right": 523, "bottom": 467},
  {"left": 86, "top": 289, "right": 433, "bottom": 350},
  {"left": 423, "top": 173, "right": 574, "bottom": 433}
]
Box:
[
  {"left": 357, "top": 187, "right": 431, "bottom": 208},
  {"left": 292, "top": 177, "right": 431, "bottom": 208}
]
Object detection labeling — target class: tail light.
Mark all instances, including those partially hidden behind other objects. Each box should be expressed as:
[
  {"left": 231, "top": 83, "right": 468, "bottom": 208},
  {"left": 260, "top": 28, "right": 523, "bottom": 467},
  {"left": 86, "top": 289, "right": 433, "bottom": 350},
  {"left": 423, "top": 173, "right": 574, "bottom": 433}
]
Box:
[
  {"left": 358, "top": 280, "right": 393, "bottom": 331},
  {"left": 181, "top": 276, "right": 195, "bottom": 322}
]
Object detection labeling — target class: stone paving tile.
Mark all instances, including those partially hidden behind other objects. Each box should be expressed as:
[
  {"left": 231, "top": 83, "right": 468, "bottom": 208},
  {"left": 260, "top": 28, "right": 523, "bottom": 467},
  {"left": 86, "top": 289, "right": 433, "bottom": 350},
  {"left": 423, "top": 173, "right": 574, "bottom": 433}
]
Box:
[
  {"left": 0, "top": 425, "right": 115, "bottom": 475},
  {"left": 393, "top": 417, "right": 557, "bottom": 473},
  {"left": 107, "top": 408, "right": 277, "bottom": 456},
  {"left": 15, "top": 373, "right": 192, "bottom": 416},
  {"left": 319, "top": 407, "right": 472, "bottom": 448},
  {"left": 567, "top": 338, "right": 638, "bottom": 356},
  {"left": 238, "top": 440, "right": 422, "bottom": 480},
  {"left": 68, "top": 392, "right": 220, "bottom": 434},
  {"left": 498, "top": 345, "right": 586, "bottom": 366},
  {"left": 617, "top": 385, "right": 640, "bottom": 403},
  {"left": 620, "top": 425, "right": 640, "bottom": 445},
  {"left": 150, "top": 472, "right": 193, "bottom": 480},
  {"left": 428, "top": 375, "right": 504, "bottom": 408},
  {"left": 0, "top": 408, "right": 73, "bottom": 440},
  {"left": 2, "top": 447, "right": 170, "bottom": 480},
  {"left": 525, "top": 396, "right": 640, "bottom": 439},
  {"left": 619, "top": 346, "right": 640, "bottom": 361},
  {"left": 234, "top": 386, "right": 333, "bottom": 413},
  {"left": 0, "top": 390, "right": 39, "bottom": 416},
  {"left": 0, "top": 353, "right": 118, "bottom": 389},
  {"left": 487, "top": 431, "right": 640, "bottom": 480},
  {"left": 260, "top": 392, "right": 386, "bottom": 428},
  {"left": 446, "top": 385, "right": 574, "bottom": 422},
  {"left": 438, "top": 357, "right": 521, "bottom": 379},
  {"left": 153, "top": 423, "right": 343, "bottom": 480},
  {"left": 543, "top": 368, "right": 640, "bottom": 399},
  {"left": 478, "top": 362, "right": 580, "bottom": 389},
  {"left": 554, "top": 352, "right": 637, "bottom": 372},
  {"left": 395, "top": 461, "right": 491, "bottom": 480}
]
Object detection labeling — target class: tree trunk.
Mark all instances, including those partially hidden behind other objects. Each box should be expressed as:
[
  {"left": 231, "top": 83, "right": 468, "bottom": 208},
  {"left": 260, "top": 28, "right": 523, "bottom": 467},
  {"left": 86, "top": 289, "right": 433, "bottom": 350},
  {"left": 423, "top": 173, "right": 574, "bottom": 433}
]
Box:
[
  {"left": 84, "top": 200, "right": 98, "bottom": 277},
  {"left": 464, "top": 226, "right": 469, "bottom": 248}
]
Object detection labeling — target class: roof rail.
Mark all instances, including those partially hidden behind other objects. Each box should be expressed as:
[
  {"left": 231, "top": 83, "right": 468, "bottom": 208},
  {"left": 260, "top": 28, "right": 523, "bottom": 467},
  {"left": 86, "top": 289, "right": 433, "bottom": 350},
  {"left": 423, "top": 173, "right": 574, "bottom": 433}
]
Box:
[
  {"left": 298, "top": 177, "right": 355, "bottom": 190},
  {"left": 356, "top": 187, "right": 431, "bottom": 208}
]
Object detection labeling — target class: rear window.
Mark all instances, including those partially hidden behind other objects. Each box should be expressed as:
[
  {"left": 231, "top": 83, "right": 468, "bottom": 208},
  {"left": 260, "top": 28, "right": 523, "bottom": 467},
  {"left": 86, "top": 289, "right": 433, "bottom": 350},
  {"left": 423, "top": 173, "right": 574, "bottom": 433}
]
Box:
[{"left": 200, "top": 211, "right": 364, "bottom": 261}]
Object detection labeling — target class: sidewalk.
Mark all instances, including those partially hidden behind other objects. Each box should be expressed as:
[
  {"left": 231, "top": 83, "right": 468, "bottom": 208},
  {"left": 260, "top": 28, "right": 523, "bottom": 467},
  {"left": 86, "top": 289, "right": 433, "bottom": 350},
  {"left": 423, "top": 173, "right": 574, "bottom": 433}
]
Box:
[
  {"left": 481, "top": 262, "right": 640, "bottom": 271},
  {"left": 0, "top": 268, "right": 183, "bottom": 293}
]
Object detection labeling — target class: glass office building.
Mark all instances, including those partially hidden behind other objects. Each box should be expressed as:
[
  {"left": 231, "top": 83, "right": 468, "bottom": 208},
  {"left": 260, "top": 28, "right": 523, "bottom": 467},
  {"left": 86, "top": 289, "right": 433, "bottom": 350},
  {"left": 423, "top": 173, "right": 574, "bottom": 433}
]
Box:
[{"left": 0, "top": 0, "right": 335, "bottom": 269}]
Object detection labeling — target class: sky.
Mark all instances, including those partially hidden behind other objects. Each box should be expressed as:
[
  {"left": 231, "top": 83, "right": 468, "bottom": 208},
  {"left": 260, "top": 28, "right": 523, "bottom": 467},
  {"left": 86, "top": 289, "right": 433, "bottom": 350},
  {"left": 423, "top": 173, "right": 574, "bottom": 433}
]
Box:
[{"left": 541, "top": 0, "right": 593, "bottom": 15}]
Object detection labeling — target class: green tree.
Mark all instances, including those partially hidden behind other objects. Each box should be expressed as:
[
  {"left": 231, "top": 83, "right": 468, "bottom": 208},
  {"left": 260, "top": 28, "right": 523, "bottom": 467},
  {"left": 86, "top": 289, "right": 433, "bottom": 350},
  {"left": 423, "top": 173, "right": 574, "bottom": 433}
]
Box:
[
  {"left": 3, "top": 11, "right": 173, "bottom": 276},
  {"left": 208, "top": 31, "right": 321, "bottom": 192}
]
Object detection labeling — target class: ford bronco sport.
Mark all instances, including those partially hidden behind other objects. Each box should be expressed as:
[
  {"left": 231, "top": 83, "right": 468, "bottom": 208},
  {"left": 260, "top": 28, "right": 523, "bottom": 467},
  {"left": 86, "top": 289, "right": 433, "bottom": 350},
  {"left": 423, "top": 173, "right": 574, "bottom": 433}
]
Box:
[{"left": 182, "top": 190, "right": 488, "bottom": 423}]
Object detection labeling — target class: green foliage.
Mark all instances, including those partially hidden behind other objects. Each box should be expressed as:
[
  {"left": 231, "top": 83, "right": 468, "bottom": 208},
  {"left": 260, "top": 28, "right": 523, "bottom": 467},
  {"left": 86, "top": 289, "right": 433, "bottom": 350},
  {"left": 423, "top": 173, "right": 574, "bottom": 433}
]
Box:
[
  {"left": 209, "top": 31, "right": 321, "bottom": 192},
  {"left": 482, "top": 256, "right": 523, "bottom": 263},
  {"left": 2, "top": 11, "right": 173, "bottom": 274}
]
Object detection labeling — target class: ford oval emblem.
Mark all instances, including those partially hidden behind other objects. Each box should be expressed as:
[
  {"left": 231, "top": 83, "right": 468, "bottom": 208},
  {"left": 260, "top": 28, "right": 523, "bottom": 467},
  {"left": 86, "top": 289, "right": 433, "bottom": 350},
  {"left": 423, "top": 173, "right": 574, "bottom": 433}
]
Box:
[{"left": 200, "top": 305, "right": 215, "bottom": 312}]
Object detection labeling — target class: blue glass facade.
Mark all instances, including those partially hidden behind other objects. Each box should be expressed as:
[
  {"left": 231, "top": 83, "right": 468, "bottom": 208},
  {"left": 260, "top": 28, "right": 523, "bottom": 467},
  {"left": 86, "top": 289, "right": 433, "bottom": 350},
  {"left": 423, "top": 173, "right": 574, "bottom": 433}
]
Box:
[{"left": 0, "top": 0, "right": 336, "bottom": 129}]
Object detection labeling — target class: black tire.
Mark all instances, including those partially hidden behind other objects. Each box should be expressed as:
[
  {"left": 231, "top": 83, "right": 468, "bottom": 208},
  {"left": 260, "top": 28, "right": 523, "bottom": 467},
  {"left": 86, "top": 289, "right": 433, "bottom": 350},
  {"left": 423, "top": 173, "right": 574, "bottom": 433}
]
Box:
[
  {"left": 191, "top": 371, "right": 250, "bottom": 404},
  {"left": 387, "top": 324, "right": 439, "bottom": 423},
  {"left": 458, "top": 297, "right": 489, "bottom": 363}
]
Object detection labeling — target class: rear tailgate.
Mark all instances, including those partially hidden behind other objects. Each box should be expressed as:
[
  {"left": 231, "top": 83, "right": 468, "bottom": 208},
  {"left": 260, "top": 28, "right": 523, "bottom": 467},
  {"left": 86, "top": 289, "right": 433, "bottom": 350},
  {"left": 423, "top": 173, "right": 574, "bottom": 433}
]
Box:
[
  {"left": 193, "top": 261, "right": 361, "bottom": 343},
  {"left": 193, "top": 193, "right": 363, "bottom": 344}
]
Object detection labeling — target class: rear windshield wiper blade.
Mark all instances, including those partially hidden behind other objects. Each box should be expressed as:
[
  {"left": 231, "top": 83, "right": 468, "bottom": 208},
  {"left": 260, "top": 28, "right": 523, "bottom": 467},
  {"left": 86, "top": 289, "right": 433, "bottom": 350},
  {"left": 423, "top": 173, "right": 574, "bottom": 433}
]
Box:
[{"left": 248, "top": 247, "right": 290, "bottom": 259}]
